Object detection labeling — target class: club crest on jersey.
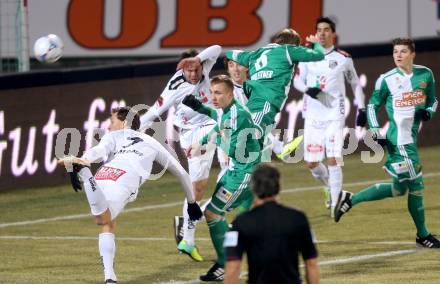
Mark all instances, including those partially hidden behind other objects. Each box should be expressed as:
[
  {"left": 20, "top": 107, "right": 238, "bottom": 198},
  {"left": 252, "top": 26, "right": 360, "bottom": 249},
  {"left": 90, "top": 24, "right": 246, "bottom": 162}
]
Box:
[
  {"left": 329, "top": 60, "right": 338, "bottom": 69},
  {"left": 95, "top": 166, "right": 126, "bottom": 181},
  {"left": 419, "top": 80, "right": 427, "bottom": 89},
  {"left": 394, "top": 90, "right": 426, "bottom": 108}
]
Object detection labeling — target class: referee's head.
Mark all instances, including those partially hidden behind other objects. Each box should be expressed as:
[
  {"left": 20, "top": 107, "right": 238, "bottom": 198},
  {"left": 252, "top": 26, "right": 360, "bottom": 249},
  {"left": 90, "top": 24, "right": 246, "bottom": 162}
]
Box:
[{"left": 251, "top": 163, "right": 281, "bottom": 199}]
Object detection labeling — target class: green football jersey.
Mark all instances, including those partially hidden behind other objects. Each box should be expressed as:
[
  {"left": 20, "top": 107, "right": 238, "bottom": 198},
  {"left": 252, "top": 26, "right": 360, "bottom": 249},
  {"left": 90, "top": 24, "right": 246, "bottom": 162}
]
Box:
[
  {"left": 367, "top": 65, "right": 437, "bottom": 145},
  {"left": 226, "top": 43, "right": 324, "bottom": 110},
  {"left": 200, "top": 99, "right": 261, "bottom": 173}
]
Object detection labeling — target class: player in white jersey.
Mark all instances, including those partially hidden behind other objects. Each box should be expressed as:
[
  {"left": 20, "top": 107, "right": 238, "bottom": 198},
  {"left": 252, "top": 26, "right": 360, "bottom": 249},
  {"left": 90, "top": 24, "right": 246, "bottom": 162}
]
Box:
[
  {"left": 139, "top": 45, "right": 221, "bottom": 261},
  {"left": 58, "top": 107, "right": 202, "bottom": 284},
  {"left": 291, "top": 17, "right": 366, "bottom": 217}
]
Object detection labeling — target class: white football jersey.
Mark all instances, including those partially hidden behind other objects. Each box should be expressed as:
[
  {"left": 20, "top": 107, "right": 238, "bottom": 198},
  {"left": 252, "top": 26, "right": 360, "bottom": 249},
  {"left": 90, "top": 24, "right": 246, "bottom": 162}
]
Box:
[
  {"left": 82, "top": 129, "right": 194, "bottom": 202},
  {"left": 294, "top": 46, "right": 365, "bottom": 121},
  {"left": 140, "top": 45, "right": 221, "bottom": 130}
]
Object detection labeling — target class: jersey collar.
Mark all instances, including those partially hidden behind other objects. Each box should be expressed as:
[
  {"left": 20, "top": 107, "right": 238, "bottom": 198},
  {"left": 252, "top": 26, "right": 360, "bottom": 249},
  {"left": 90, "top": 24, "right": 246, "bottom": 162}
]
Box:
[
  {"left": 324, "top": 45, "right": 335, "bottom": 55},
  {"left": 223, "top": 98, "right": 237, "bottom": 113}
]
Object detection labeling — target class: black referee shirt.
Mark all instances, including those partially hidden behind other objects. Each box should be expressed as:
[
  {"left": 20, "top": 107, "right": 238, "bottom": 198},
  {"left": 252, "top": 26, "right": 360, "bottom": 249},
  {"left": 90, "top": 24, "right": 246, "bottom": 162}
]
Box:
[{"left": 225, "top": 201, "right": 317, "bottom": 284}]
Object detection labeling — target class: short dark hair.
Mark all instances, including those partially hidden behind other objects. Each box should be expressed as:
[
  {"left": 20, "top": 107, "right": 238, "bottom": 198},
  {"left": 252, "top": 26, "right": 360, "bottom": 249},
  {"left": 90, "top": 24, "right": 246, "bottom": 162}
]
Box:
[
  {"left": 392, "top": 37, "right": 415, "bottom": 53},
  {"left": 210, "top": 74, "right": 234, "bottom": 93},
  {"left": 180, "top": 48, "right": 199, "bottom": 60},
  {"left": 273, "top": 28, "right": 301, "bottom": 45},
  {"left": 111, "top": 106, "right": 140, "bottom": 130},
  {"left": 316, "top": 17, "right": 336, "bottom": 32},
  {"left": 251, "top": 163, "right": 281, "bottom": 198}
]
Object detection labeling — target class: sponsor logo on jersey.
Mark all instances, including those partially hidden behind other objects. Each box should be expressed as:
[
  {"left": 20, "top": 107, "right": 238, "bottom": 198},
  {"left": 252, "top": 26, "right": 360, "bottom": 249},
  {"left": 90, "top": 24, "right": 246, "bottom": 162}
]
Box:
[
  {"left": 306, "top": 144, "right": 323, "bottom": 153},
  {"left": 215, "top": 187, "right": 233, "bottom": 203},
  {"left": 250, "top": 70, "right": 273, "bottom": 80},
  {"left": 95, "top": 166, "right": 126, "bottom": 181},
  {"left": 391, "top": 161, "right": 409, "bottom": 174},
  {"left": 394, "top": 90, "right": 426, "bottom": 108}
]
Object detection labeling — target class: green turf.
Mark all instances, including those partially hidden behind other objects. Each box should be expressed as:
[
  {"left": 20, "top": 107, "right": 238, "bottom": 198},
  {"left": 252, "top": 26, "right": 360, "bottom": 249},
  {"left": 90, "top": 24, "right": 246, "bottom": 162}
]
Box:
[{"left": 1, "top": 146, "right": 440, "bottom": 283}]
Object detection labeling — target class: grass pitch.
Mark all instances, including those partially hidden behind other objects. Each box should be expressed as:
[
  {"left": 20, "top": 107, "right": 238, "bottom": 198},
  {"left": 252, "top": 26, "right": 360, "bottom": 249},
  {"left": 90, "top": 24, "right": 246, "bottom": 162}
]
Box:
[{"left": 1, "top": 146, "right": 440, "bottom": 283}]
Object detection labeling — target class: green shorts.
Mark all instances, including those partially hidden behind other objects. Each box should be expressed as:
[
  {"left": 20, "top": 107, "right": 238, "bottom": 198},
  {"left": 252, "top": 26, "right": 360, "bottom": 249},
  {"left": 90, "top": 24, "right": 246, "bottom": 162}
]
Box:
[
  {"left": 207, "top": 170, "right": 253, "bottom": 215},
  {"left": 245, "top": 94, "right": 279, "bottom": 127},
  {"left": 384, "top": 143, "right": 424, "bottom": 189},
  {"left": 393, "top": 176, "right": 424, "bottom": 193}
]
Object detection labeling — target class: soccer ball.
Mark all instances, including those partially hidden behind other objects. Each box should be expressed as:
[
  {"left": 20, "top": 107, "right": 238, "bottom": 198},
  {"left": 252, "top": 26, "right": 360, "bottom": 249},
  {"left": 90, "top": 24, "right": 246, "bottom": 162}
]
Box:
[{"left": 33, "top": 34, "right": 64, "bottom": 63}]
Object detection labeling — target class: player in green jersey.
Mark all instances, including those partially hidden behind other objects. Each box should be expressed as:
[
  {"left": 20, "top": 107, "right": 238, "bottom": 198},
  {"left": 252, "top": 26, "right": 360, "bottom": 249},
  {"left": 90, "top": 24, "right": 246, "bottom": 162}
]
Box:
[
  {"left": 335, "top": 38, "right": 439, "bottom": 248},
  {"left": 183, "top": 75, "right": 262, "bottom": 281},
  {"left": 224, "top": 29, "right": 325, "bottom": 153}
]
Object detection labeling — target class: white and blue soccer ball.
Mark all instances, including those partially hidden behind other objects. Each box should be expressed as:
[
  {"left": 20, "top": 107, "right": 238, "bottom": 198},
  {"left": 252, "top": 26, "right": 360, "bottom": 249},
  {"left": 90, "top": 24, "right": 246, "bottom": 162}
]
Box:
[{"left": 33, "top": 34, "right": 64, "bottom": 63}]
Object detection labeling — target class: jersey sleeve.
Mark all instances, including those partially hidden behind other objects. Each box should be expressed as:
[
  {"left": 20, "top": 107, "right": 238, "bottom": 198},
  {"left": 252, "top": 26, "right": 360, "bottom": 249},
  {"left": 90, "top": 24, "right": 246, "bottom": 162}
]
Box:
[
  {"left": 287, "top": 43, "right": 325, "bottom": 63},
  {"left": 198, "top": 45, "right": 222, "bottom": 74},
  {"left": 152, "top": 137, "right": 195, "bottom": 203},
  {"left": 344, "top": 58, "right": 366, "bottom": 108},
  {"left": 424, "top": 69, "right": 438, "bottom": 118},
  {"left": 197, "top": 104, "right": 218, "bottom": 121},
  {"left": 293, "top": 63, "right": 308, "bottom": 93},
  {"left": 139, "top": 73, "right": 193, "bottom": 131},
  {"left": 298, "top": 213, "right": 318, "bottom": 261},
  {"left": 200, "top": 124, "right": 220, "bottom": 146},
  {"left": 225, "top": 219, "right": 245, "bottom": 261},
  {"left": 367, "top": 75, "right": 388, "bottom": 128},
  {"left": 82, "top": 133, "right": 115, "bottom": 163},
  {"left": 225, "top": 50, "right": 252, "bottom": 68}
]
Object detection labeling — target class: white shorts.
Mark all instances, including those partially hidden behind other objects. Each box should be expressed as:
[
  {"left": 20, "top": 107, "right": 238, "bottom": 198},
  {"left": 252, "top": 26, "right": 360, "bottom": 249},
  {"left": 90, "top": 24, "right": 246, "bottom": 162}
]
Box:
[
  {"left": 303, "top": 119, "right": 344, "bottom": 162},
  {"left": 180, "top": 124, "right": 216, "bottom": 182},
  {"left": 94, "top": 165, "right": 140, "bottom": 220}
]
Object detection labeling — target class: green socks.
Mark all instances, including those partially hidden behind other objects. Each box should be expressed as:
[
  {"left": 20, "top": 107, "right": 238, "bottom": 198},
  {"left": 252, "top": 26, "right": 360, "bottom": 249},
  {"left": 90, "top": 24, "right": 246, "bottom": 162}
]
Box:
[
  {"left": 408, "top": 192, "right": 429, "bottom": 238},
  {"left": 351, "top": 183, "right": 394, "bottom": 206},
  {"left": 207, "top": 218, "right": 229, "bottom": 266}
]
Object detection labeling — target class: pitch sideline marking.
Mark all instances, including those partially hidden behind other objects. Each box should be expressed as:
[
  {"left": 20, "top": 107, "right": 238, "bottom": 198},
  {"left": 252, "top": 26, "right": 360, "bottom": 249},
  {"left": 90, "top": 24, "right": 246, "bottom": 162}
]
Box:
[
  {"left": 1, "top": 172, "right": 439, "bottom": 229},
  {"left": 0, "top": 235, "right": 416, "bottom": 246}
]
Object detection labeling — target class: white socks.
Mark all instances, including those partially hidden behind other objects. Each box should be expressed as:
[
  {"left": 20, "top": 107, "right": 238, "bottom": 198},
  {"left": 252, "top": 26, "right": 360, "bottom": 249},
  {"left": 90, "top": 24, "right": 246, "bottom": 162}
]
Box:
[
  {"left": 77, "top": 168, "right": 108, "bottom": 216},
  {"left": 272, "top": 138, "right": 283, "bottom": 154},
  {"left": 182, "top": 198, "right": 196, "bottom": 246},
  {"left": 181, "top": 198, "right": 211, "bottom": 246},
  {"left": 266, "top": 133, "right": 283, "bottom": 154},
  {"left": 99, "top": 232, "right": 116, "bottom": 281},
  {"left": 310, "top": 162, "right": 329, "bottom": 186},
  {"left": 328, "top": 165, "right": 343, "bottom": 208}
]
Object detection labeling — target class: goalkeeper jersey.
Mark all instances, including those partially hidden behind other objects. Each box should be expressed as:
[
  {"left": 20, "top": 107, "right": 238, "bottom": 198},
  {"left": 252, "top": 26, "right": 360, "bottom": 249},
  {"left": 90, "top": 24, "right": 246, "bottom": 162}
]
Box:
[
  {"left": 226, "top": 43, "right": 324, "bottom": 110},
  {"left": 367, "top": 65, "right": 438, "bottom": 146}
]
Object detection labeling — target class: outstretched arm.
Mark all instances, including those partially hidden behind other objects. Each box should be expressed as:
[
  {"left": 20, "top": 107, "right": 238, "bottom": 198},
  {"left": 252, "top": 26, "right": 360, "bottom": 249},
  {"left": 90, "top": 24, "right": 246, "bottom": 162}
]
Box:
[
  {"left": 177, "top": 45, "right": 222, "bottom": 71},
  {"left": 154, "top": 142, "right": 195, "bottom": 203}
]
